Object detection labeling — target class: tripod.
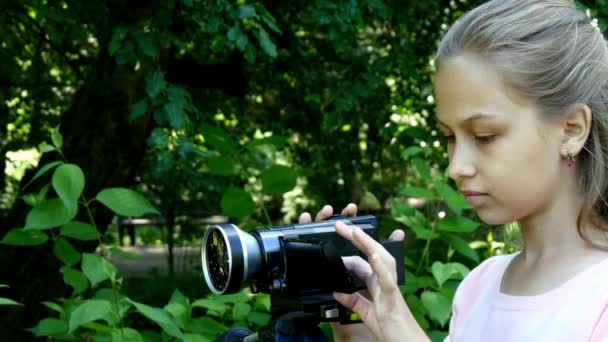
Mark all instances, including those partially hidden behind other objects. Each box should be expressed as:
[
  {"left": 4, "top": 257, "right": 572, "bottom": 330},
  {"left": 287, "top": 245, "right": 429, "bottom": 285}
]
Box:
[
  {"left": 214, "top": 293, "right": 360, "bottom": 342},
  {"left": 215, "top": 315, "right": 326, "bottom": 342}
]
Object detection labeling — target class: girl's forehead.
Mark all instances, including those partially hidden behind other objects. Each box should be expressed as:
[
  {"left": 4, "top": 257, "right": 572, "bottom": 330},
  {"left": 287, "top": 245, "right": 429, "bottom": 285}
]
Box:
[{"left": 434, "top": 56, "right": 538, "bottom": 126}]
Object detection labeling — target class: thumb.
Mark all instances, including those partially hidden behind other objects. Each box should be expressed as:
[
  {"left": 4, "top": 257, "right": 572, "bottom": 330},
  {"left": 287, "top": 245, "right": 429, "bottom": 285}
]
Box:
[
  {"left": 333, "top": 291, "right": 371, "bottom": 321},
  {"left": 388, "top": 229, "right": 405, "bottom": 241}
]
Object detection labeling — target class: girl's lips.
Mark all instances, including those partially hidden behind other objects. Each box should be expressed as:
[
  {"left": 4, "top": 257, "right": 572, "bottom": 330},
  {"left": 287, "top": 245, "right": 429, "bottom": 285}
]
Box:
[{"left": 464, "top": 193, "right": 487, "bottom": 206}]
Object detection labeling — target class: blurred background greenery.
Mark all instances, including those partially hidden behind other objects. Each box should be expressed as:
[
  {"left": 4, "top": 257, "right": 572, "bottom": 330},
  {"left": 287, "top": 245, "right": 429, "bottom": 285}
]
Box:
[{"left": 1, "top": 0, "right": 606, "bottom": 340}]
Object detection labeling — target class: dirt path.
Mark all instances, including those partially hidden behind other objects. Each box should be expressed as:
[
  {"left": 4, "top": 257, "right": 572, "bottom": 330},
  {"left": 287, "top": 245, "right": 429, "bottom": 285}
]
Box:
[{"left": 104, "top": 245, "right": 202, "bottom": 278}]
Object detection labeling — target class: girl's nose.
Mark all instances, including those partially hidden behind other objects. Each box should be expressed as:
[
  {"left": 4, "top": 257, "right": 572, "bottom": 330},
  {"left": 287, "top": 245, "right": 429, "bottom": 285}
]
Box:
[{"left": 448, "top": 144, "right": 477, "bottom": 181}]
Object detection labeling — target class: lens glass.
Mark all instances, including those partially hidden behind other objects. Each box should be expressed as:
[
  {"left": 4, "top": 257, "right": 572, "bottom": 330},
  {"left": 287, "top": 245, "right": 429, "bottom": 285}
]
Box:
[{"left": 206, "top": 229, "right": 230, "bottom": 292}]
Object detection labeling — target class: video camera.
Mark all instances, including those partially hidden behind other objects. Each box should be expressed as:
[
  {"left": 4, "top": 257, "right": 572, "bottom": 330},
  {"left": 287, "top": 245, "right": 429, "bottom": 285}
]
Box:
[{"left": 200, "top": 214, "right": 405, "bottom": 341}]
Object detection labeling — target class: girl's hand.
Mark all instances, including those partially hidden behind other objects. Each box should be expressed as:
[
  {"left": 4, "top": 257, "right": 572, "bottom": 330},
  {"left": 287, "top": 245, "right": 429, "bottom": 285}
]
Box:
[
  {"left": 332, "top": 221, "right": 429, "bottom": 342},
  {"left": 298, "top": 203, "right": 412, "bottom": 342}
]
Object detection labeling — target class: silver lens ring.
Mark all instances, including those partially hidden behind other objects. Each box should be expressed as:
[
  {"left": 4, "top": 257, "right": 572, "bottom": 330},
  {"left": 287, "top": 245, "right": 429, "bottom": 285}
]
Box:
[{"left": 201, "top": 224, "right": 245, "bottom": 294}]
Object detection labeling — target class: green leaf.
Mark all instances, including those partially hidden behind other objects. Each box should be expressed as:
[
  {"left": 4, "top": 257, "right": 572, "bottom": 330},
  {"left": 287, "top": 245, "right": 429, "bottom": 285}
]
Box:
[
  {"left": 232, "top": 302, "right": 251, "bottom": 321},
  {"left": 115, "top": 41, "right": 136, "bottom": 65},
  {"left": 82, "top": 321, "right": 113, "bottom": 333},
  {"left": 420, "top": 291, "right": 451, "bottom": 326},
  {"left": 255, "top": 4, "right": 281, "bottom": 33},
  {"left": 261, "top": 165, "right": 297, "bottom": 194},
  {"left": 191, "top": 299, "right": 228, "bottom": 316},
  {"left": 237, "top": 5, "right": 256, "bottom": 18},
  {"left": 184, "top": 317, "right": 227, "bottom": 336},
  {"left": 400, "top": 186, "right": 435, "bottom": 200},
  {"left": 28, "top": 318, "right": 68, "bottom": 337},
  {"left": 52, "top": 164, "right": 85, "bottom": 216},
  {"left": 227, "top": 24, "right": 248, "bottom": 50},
  {"left": 409, "top": 224, "right": 439, "bottom": 240},
  {"left": 437, "top": 216, "right": 479, "bottom": 233},
  {"left": 164, "top": 303, "right": 187, "bottom": 328},
  {"left": 402, "top": 146, "right": 423, "bottom": 158},
  {"left": 96, "top": 188, "right": 159, "bottom": 216},
  {"left": 82, "top": 253, "right": 117, "bottom": 286},
  {"left": 165, "top": 101, "right": 187, "bottom": 129},
  {"left": 431, "top": 262, "right": 470, "bottom": 287},
  {"left": 393, "top": 209, "right": 438, "bottom": 240},
  {"left": 169, "top": 289, "right": 189, "bottom": 307},
  {"left": 207, "top": 156, "right": 240, "bottom": 175},
  {"left": 256, "top": 28, "right": 277, "bottom": 58},
  {"left": 111, "top": 327, "right": 143, "bottom": 342},
  {"left": 24, "top": 161, "right": 63, "bottom": 190},
  {"left": 39, "top": 143, "right": 56, "bottom": 154},
  {"left": 435, "top": 181, "right": 472, "bottom": 212},
  {"left": 1, "top": 229, "right": 48, "bottom": 246},
  {"left": 413, "top": 158, "right": 431, "bottom": 181},
  {"left": 0, "top": 297, "right": 22, "bottom": 306},
  {"left": 359, "top": 191, "right": 382, "bottom": 211},
  {"left": 247, "top": 311, "right": 272, "bottom": 326},
  {"left": 246, "top": 136, "right": 288, "bottom": 150},
  {"left": 61, "top": 221, "right": 99, "bottom": 240},
  {"left": 108, "top": 247, "right": 139, "bottom": 260},
  {"left": 22, "top": 184, "right": 51, "bottom": 207},
  {"left": 109, "top": 26, "right": 129, "bottom": 55},
  {"left": 200, "top": 124, "right": 237, "bottom": 154},
  {"left": 128, "top": 299, "right": 184, "bottom": 339},
  {"left": 60, "top": 266, "right": 89, "bottom": 294},
  {"left": 443, "top": 233, "right": 480, "bottom": 263},
  {"left": 129, "top": 98, "right": 148, "bottom": 121},
  {"left": 41, "top": 301, "right": 63, "bottom": 313},
  {"left": 184, "top": 334, "right": 211, "bottom": 342},
  {"left": 68, "top": 299, "right": 112, "bottom": 332},
  {"left": 25, "top": 199, "right": 75, "bottom": 230},
  {"left": 220, "top": 187, "right": 255, "bottom": 218},
  {"left": 145, "top": 70, "right": 165, "bottom": 98},
  {"left": 215, "top": 291, "right": 250, "bottom": 304},
  {"left": 136, "top": 34, "right": 158, "bottom": 58},
  {"left": 51, "top": 125, "right": 63, "bottom": 150},
  {"left": 53, "top": 238, "right": 81, "bottom": 266}
]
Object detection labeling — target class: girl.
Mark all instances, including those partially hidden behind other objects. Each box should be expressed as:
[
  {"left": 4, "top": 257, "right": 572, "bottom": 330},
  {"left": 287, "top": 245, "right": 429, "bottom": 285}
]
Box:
[{"left": 299, "top": 0, "right": 608, "bottom": 340}]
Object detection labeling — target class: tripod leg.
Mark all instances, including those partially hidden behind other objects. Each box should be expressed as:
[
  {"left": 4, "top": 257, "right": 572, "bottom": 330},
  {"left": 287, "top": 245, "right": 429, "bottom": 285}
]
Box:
[{"left": 214, "top": 328, "right": 253, "bottom": 342}]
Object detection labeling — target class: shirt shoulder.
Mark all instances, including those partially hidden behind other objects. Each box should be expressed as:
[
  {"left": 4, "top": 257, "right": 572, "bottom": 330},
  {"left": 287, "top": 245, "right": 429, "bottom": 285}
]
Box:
[
  {"left": 450, "top": 252, "right": 518, "bottom": 325},
  {"left": 455, "top": 252, "right": 517, "bottom": 301}
]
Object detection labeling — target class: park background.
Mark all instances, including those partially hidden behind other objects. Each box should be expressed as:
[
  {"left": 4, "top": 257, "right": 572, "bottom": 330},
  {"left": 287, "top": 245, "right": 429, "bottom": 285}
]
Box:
[{"left": 1, "top": 0, "right": 606, "bottom": 341}]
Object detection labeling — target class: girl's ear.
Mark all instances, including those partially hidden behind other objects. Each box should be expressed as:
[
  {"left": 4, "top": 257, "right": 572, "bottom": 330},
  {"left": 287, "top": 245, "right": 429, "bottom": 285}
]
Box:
[{"left": 560, "top": 103, "right": 592, "bottom": 156}]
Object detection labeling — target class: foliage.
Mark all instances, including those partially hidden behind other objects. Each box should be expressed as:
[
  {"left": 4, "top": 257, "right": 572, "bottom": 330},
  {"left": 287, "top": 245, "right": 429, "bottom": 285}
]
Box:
[
  {"left": 4, "top": 0, "right": 606, "bottom": 340},
  {"left": 2, "top": 128, "right": 272, "bottom": 340}
]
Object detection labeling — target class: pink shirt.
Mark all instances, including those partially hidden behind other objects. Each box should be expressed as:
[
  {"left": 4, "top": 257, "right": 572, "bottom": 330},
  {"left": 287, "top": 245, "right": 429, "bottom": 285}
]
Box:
[{"left": 446, "top": 252, "right": 608, "bottom": 341}]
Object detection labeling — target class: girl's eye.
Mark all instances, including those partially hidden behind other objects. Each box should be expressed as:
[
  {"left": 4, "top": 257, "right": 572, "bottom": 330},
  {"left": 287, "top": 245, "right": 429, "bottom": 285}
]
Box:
[{"left": 475, "top": 135, "right": 495, "bottom": 144}]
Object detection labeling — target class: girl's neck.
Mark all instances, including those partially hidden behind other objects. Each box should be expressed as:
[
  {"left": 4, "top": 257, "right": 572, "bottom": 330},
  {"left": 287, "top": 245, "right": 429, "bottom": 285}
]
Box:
[{"left": 516, "top": 189, "right": 594, "bottom": 260}]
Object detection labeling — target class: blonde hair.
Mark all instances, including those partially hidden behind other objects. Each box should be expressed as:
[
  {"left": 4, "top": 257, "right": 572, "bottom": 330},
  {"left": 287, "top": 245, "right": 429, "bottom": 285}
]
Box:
[{"left": 434, "top": 0, "right": 608, "bottom": 248}]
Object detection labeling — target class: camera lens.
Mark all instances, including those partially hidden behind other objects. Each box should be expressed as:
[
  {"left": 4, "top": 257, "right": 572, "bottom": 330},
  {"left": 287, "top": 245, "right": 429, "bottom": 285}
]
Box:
[
  {"left": 201, "top": 224, "right": 263, "bottom": 294},
  {"left": 205, "top": 229, "right": 230, "bottom": 292}
]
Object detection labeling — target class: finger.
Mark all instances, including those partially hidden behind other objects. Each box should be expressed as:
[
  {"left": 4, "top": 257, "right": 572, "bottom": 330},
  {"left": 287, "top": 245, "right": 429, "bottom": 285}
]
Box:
[
  {"left": 299, "top": 212, "right": 312, "bottom": 224},
  {"left": 369, "top": 253, "right": 398, "bottom": 293},
  {"left": 388, "top": 229, "right": 405, "bottom": 241},
  {"left": 333, "top": 291, "right": 372, "bottom": 322},
  {"left": 342, "top": 256, "right": 373, "bottom": 287},
  {"left": 335, "top": 221, "right": 371, "bottom": 256},
  {"left": 352, "top": 226, "right": 394, "bottom": 262},
  {"left": 335, "top": 222, "right": 394, "bottom": 272},
  {"left": 340, "top": 203, "right": 358, "bottom": 217},
  {"left": 315, "top": 205, "right": 334, "bottom": 221}
]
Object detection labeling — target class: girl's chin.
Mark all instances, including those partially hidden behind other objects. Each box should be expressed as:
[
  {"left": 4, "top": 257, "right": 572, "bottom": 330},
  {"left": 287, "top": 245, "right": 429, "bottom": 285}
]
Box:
[{"left": 475, "top": 209, "right": 515, "bottom": 226}]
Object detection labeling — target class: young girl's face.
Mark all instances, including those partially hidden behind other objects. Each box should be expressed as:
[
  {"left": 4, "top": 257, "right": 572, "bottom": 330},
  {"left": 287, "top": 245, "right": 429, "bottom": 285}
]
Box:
[{"left": 433, "top": 54, "right": 562, "bottom": 225}]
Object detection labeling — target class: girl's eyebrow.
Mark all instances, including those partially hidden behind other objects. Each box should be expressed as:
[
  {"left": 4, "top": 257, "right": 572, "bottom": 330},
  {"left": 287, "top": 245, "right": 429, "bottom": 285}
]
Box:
[{"left": 437, "top": 113, "right": 500, "bottom": 128}]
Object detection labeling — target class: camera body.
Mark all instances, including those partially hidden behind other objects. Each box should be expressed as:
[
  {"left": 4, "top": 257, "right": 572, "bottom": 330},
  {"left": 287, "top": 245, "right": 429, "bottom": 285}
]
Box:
[{"left": 201, "top": 215, "right": 405, "bottom": 323}]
